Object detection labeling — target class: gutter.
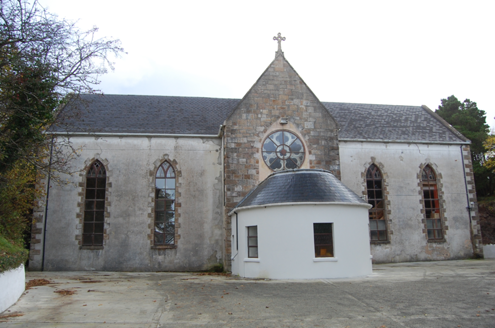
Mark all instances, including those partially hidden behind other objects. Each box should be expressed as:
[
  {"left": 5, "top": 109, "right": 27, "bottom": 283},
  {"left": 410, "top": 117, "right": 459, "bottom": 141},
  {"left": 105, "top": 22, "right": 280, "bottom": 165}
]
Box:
[
  {"left": 228, "top": 201, "right": 372, "bottom": 216},
  {"left": 338, "top": 138, "right": 470, "bottom": 145},
  {"left": 47, "top": 125, "right": 225, "bottom": 139},
  {"left": 48, "top": 128, "right": 469, "bottom": 145}
]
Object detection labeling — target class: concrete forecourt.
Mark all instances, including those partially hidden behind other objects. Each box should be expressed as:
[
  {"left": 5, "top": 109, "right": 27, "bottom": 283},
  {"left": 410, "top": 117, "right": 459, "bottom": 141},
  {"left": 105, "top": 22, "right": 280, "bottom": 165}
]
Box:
[{"left": 1, "top": 260, "right": 494, "bottom": 327}]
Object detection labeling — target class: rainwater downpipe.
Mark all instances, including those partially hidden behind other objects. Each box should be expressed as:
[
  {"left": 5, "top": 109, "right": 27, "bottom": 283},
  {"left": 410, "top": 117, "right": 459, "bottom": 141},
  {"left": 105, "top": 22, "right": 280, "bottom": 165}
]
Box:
[
  {"left": 231, "top": 211, "right": 239, "bottom": 261},
  {"left": 41, "top": 136, "right": 55, "bottom": 271},
  {"left": 460, "top": 145, "right": 476, "bottom": 256}
]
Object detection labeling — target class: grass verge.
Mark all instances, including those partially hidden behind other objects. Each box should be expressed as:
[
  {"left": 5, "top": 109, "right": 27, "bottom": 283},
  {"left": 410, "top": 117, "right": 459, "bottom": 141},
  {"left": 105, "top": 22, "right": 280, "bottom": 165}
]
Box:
[{"left": 0, "top": 235, "right": 28, "bottom": 273}]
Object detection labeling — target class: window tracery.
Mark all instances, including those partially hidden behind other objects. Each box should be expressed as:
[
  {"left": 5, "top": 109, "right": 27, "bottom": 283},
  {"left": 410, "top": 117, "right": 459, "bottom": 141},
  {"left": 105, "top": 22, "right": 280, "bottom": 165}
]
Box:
[
  {"left": 83, "top": 161, "right": 106, "bottom": 246},
  {"left": 154, "top": 161, "right": 176, "bottom": 246},
  {"left": 421, "top": 165, "right": 443, "bottom": 240},
  {"left": 366, "top": 164, "right": 387, "bottom": 241},
  {"left": 262, "top": 130, "right": 305, "bottom": 171}
]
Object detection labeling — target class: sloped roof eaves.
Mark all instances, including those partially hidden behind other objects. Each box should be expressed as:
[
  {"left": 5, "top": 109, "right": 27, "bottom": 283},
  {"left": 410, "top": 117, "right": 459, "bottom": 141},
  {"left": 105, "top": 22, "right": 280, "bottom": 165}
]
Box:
[
  {"left": 231, "top": 170, "right": 367, "bottom": 214},
  {"left": 51, "top": 94, "right": 470, "bottom": 144},
  {"left": 322, "top": 102, "right": 469, "bottom": 144},
  {"left": 51, "top": 94, "right": 241, "bottom": 135}
]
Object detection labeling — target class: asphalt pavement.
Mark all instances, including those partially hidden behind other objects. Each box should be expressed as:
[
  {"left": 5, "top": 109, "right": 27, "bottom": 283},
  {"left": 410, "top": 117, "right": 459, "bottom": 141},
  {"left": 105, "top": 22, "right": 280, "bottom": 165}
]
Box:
[{"left": 1, "top": 259, "right": 494, "bottom": 327}]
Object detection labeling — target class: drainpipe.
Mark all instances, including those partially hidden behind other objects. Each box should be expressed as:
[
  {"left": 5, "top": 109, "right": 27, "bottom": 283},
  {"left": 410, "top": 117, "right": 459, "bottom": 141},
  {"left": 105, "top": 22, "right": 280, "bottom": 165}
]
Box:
[
  {"left": 231, "top": 211, "right": 239, "bottom": 261},
  {"left": 41, "top": 136, "right": 55, "bottom": 271},
  {"left": 460, "top": 145, "right": 477, "bottom": 257},
  {"left": 218, "top": 124, "right": 227, "bottom": 268}
]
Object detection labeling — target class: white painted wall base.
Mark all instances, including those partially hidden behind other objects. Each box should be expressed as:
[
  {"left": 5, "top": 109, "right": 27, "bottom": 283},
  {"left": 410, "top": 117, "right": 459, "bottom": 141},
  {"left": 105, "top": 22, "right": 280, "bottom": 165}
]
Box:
[
  {"left": 0, "top": 264, "right": 25, "bottom": 313},
  {"left": 483, "top": 245, "right": 495, "bottom": 259}
]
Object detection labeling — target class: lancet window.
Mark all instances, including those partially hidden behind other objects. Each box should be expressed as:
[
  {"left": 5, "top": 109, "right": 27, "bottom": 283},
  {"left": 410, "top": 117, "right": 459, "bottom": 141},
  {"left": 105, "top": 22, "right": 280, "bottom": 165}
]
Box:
[
  {"left": 83, "top": 161, "right": 106, "bottom": 246},
  {"left": 155, "top": 162, "right": 176, "bottom": 246},
  {"left": 366, "top": 164, "right": 387, "bottom": 241},
  {"left": 421, "top": 165, "right": 443, "bottom": 240}
]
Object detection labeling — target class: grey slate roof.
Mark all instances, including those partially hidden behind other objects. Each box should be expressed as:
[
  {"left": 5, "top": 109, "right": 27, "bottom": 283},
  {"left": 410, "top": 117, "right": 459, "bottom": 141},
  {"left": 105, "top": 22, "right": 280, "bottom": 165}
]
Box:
[
  {"left": 52, "top": 94, "right": 241, "bottom": 135},
  {"left": 233, "top": 169, "right": 367, "bottom": 210},
  {"left": 53, "top": 94, "right": 468, "bottom": 144},
  {"left": 323, "top": 102, "right": 467, "bottom": 143}
]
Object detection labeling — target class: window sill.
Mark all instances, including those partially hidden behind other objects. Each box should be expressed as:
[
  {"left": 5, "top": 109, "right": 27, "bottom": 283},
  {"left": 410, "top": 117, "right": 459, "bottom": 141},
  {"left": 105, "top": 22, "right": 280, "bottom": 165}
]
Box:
[
  {"left": 80, "top": 246, "right": 104, "bottom": 250},
  {"left": 244, "top": 258, "right": 260, "bottom": 263},
  {"left": 427, "top": 239, "right": 446, "bottom": 243},
  {"left": 151, "top": 245, "right": 177, "bottom": 249},
  {"left": 371, "top": 240, "right": 390, "bottom": 245},
  {"left": 313, "top": 257, "right": 338, "bottom": 262}
]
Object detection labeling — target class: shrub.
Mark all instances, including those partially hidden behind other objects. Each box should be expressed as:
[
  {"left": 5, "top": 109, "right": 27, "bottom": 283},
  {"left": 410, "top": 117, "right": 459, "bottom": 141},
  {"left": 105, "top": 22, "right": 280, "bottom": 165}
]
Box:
[
  {"left": 0, "top": 235, "right": 28, "bottom": 273},
  {"left": 208, "top": 263, "right": 224, "bottom": 273}
]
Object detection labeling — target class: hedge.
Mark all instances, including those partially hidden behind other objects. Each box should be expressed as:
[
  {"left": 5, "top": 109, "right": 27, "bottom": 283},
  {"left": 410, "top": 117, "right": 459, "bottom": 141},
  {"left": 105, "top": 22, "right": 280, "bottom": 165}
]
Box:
[{"left": 0, "top": 235, "right": 28, "bottom": 273}]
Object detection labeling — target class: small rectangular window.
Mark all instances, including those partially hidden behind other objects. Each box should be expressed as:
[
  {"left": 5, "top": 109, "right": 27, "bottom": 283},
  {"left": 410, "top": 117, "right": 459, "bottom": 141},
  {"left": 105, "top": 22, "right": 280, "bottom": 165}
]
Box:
[
  {"left": 247, "top": 226, "right": 258, "bottom": 258},
  {"left": 314, "top": 223, "right": 333, "bottom": 257},
  {"left": 313, "top": 223, "right": 333, "bottom": 257}
]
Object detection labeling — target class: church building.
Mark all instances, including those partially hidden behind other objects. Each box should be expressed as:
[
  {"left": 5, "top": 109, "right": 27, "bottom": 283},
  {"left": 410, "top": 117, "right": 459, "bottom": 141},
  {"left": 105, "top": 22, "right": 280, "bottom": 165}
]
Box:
[{"left": 28, "top": 35, "right": 482, "bottom": 277}]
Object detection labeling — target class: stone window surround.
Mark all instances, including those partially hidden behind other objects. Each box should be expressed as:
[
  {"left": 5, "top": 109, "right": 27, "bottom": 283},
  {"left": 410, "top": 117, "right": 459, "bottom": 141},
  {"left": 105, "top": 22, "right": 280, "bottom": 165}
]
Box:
[
  {"left": 362, "top": 158, "right": 392, "bottom": 244},
  {"left": 149, "top": 155, "right": 182, "bottom": 249},
  {"left": 418, "top": 162, "right": 448, "bottom": 243},
  {"left": 76, "top": 155, "right": 111, "bottom": 250}
]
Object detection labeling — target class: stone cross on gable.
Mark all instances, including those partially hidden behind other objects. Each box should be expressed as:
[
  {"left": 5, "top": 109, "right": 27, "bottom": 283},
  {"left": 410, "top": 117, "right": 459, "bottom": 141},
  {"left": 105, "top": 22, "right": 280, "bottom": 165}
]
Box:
[{"left": 273, "top": 32, "right": 286, "bottom": 56}]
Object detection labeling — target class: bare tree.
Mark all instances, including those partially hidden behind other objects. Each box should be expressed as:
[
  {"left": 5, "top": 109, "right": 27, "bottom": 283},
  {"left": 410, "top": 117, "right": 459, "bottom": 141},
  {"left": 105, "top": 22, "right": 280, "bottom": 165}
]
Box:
[{"left": 0, "top": 0, "right": 124, "bottom": 174}]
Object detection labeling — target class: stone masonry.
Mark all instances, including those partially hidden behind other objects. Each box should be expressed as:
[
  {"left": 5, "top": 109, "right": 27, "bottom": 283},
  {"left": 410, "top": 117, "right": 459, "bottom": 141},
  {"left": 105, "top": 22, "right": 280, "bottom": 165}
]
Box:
[
  {"left": 222, "top": 53, "right": 340, "bottom": 269},
  {"left": 462, "top": 145, "right": 483, "bottom": 256}
]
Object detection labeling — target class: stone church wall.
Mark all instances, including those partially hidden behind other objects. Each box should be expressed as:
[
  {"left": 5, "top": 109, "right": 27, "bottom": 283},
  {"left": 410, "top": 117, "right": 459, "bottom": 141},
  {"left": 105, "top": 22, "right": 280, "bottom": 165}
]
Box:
[
  {"left": 340, "top": 141, "right": 481, "bottom": 262},
  {"left": 223, "top": 55, "right": 340, "bottom": 269},
  {"left": 29, "top": 135, "right": 224, "bottom": 271}
]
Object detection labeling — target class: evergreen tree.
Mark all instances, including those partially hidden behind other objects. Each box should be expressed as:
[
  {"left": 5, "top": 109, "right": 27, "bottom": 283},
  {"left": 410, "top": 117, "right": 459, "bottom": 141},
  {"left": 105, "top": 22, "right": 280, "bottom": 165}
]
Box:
[{"left": 436, "top": 95, "right": 493, "bottom": 197}]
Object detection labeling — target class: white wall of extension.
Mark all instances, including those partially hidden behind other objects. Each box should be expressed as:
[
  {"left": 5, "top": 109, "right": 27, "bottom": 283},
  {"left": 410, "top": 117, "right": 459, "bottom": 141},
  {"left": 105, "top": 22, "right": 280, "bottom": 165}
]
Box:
[
  {"left": 231, "top": 204, "right": 372, "bottom": 279},
  {"left": 339, "top": 141, "right": 474, "bottom": 262}
]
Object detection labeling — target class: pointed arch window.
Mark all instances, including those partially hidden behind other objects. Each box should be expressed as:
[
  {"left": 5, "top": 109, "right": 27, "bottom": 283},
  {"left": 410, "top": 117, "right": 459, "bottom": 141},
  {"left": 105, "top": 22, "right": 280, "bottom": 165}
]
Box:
[
  {"left": 422, "top": 165, "right": 443, "bottom": 240},
  {"left": 366, "top": 164, "right": 387, "bottom": 241},
  {"left": 83, "top": 161, "right": 106, "bottom": 246},
  {"left": 155, "top": 162, "right": 176, "bottom": 246}
]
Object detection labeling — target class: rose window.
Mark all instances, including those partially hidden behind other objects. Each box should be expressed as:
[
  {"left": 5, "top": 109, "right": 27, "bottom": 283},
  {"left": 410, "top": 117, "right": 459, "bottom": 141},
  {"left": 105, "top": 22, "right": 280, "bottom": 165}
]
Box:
[{"left": 262, "top": 131, "right": 305, "bottom": 171}]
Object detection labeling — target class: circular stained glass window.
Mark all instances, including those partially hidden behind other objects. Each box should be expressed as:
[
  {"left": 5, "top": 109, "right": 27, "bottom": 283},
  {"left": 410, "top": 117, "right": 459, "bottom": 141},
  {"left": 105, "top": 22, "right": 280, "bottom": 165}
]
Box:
[{"left": 262, "top": 131, "right": 305, "bottom": 171}]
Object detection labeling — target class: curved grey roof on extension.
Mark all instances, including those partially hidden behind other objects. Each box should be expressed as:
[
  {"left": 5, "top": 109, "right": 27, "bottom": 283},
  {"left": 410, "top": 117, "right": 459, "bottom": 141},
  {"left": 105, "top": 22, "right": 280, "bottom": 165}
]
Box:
[
  {"left": 233, "top": 169, "right": 367, "bottom": 212},
  {"left": 51, "top": 94, "right": 241, "bottom": 135},
  {"left": 323, "top": 102, "right": 467, "bottom": 143},
  {"left": 51, "top": 94, "right": 468, "bottom": 144}
]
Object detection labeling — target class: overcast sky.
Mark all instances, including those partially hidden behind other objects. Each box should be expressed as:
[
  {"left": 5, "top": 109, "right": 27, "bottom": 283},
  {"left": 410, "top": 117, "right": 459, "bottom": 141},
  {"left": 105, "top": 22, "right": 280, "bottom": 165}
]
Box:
[{"left": 38, "top": 0, "right": 495, "bottom": 129}]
